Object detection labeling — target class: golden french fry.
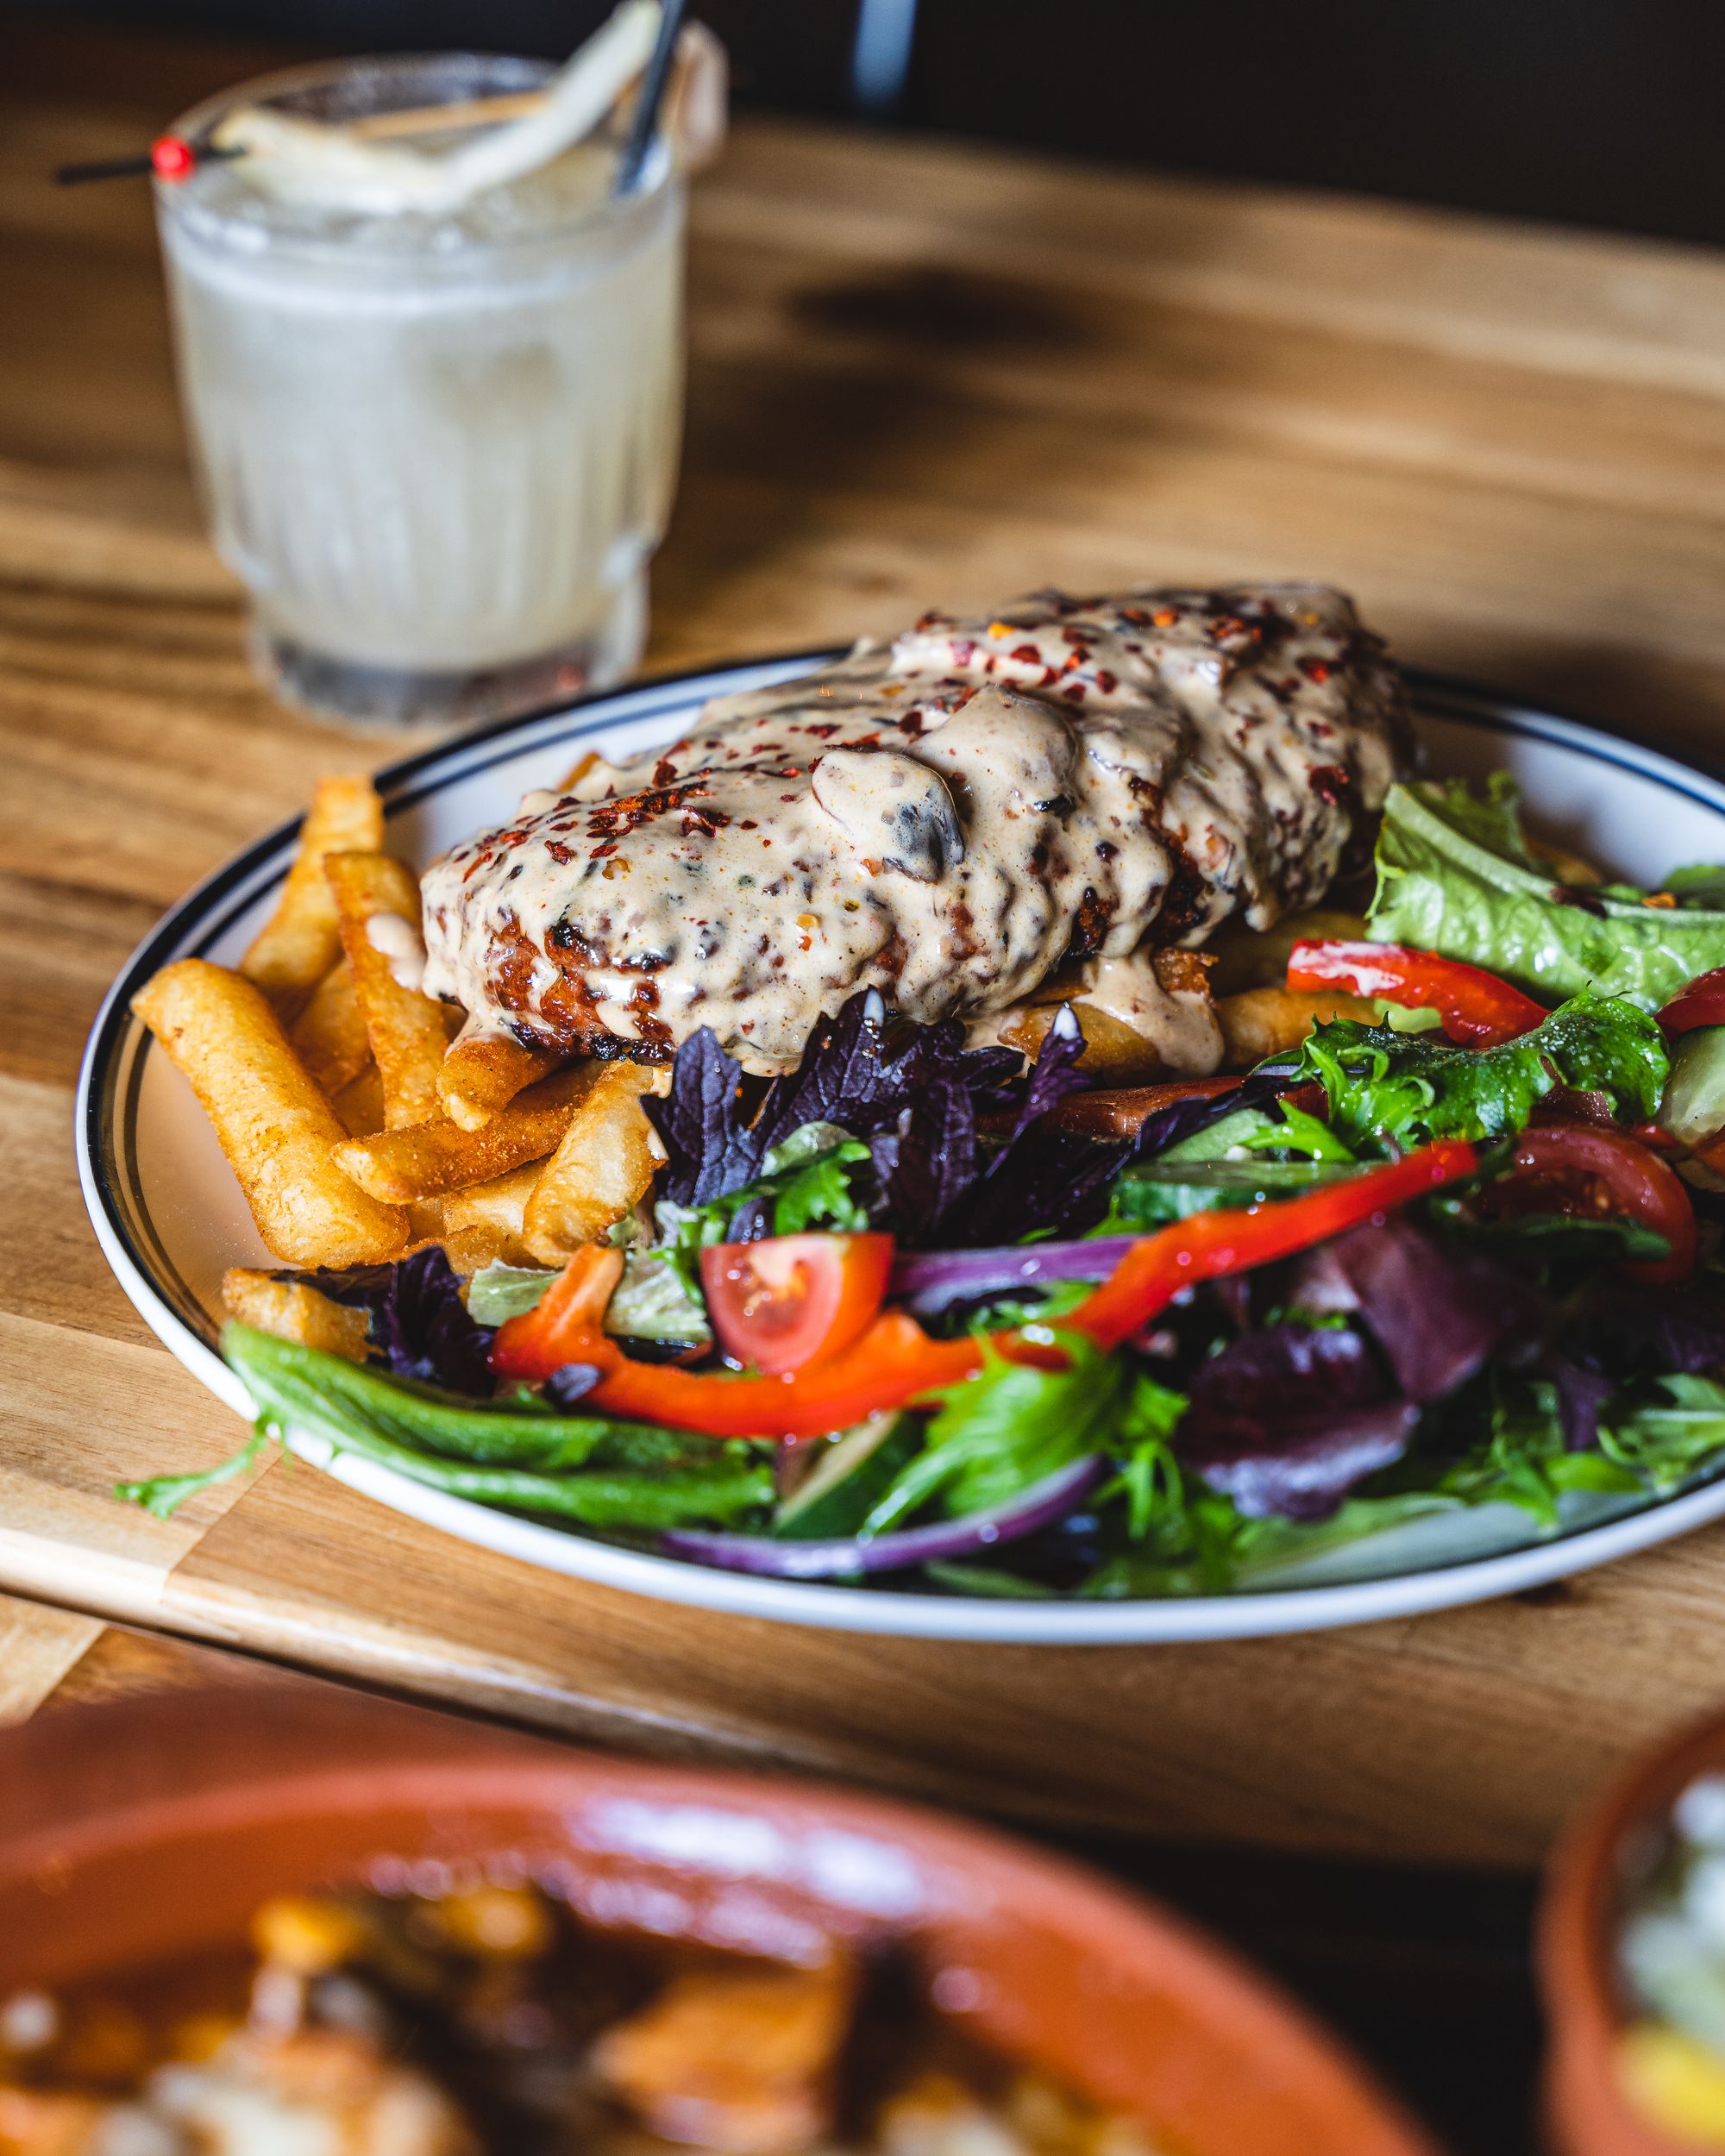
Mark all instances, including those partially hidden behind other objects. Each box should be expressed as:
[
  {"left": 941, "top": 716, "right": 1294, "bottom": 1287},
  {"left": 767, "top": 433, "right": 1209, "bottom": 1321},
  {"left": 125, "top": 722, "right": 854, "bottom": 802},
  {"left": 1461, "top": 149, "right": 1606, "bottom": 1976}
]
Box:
[
  {"left": 324, "top": 849, "right": 453, "bottom": 1129},
  {"left": 997, "top": 951, "right": 1220, "bottom": 1081},
  {"left": 999, "top": 1003, "right": 1171, "bottom": 1082},
  {"left": 441, "top": 1161, "right": 540, "bottom": 1238},
  {"left": 241, "top": 775, "right": 385, "bottom": 1017},
  {"left": 287, "top": 958, "right": 371, "bottom": 1097},
  {"left": 134, "top": 959, "right": 408, "bottom": 1266},
  {"left": 1216, "top": 985, "right": 1378, "bottom": 1064},
  {"left": 333, "top": 1061, "right": 602, "bottom": 1204},
  {"left": 222, "top": 1268, "right": 371, "bottom": 1363},
  {"left": 334, "top": 1063, "right": 386, "bottom": 1138},
  {"left": 523, "top": 1062, "right": 669, "bottom": 1262},
  {"left": 438, "top": 1031, "right": 563, "bottom": 1131},
  {"left": 442, "top": 1223, "right": 535, "bottom": 1275},
  {"left": 434, "top": 1167, "right": 541, "bottom": 1269},
  {"left": 1205, "top": 907, "right": 1370, "bottom": 997}
]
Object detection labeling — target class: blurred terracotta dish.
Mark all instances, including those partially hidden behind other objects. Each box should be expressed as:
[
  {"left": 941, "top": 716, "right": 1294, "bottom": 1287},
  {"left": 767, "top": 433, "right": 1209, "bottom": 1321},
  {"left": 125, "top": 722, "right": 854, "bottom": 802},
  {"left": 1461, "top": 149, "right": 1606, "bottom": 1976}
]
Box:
[
  {"left": 1541, "top": 1708, "right": 1725, "bottom": 2153},
  {"left": 0, "top": 1683, "right": 1437, "bottom": 2156}
]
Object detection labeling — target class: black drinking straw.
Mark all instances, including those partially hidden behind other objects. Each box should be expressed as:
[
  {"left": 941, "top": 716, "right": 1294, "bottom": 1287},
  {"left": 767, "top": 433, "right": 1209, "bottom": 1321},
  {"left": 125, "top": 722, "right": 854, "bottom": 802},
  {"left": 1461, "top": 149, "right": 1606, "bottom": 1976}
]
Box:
[
  {"left": 53, "top": 138, "right": 242, "bottom": 187},
  {"left": 615, "top": 0, "right": 689, "bottom": 194}
]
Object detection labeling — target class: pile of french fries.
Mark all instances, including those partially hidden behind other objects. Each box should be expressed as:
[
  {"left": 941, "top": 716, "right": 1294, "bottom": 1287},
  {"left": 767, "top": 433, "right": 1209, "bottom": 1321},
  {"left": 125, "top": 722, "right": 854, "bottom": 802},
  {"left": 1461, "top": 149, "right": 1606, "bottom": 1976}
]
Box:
[{"left": 132, "top": 773, "right": 668, "bottom": 1357}]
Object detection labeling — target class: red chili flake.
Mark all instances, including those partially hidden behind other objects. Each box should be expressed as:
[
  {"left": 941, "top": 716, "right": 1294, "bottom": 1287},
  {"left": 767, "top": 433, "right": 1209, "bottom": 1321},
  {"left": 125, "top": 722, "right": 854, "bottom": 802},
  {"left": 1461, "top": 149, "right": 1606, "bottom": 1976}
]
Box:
[
  {"left": 1039, "top": 666, "right": 1062, "bottom": 689},
  {"left": 545, "top": 838, "right": 576, "bottom": 865},
  {"left": 1011, "top": 643, "right": 1042, "bottom": 664},
  {"left": 1060, "top": 650, "right": 1083, "bottom": 673},
  {"left": 589, "top": 838, "right": 618, "bottom": 859},
  {"left": 1060, "top": 627, "right": 1089, "bottom": 647},
  {"left": 740, "top": 818, "right": 758, "bottom": 830},
  {"left": 1063, "top": 683, "right": 1087, "bottom": 703},
  {"left": 1297, "top": 656, "right": 1334, "bottom": 683},
  {"left": 652, "top": 756, "right": 679, "bottom": 787},
  {"left": 1308, "top": 765, "right": 1350, "bottom": 804},
  {"left": 1095, "top": 669, "right": 1119, "bottom": 693},
  {"left": 780, "top": 794, "right": 797, "bottom": 804},
  {"left": 950, "top": 638, "right": 976, "bottom": 666},
  {"left": 1152, "top": 607, "right": 1180, "bottom": 627},
  {"left": 1120, "top": 606, "right": 1151, "bottom": 626}
]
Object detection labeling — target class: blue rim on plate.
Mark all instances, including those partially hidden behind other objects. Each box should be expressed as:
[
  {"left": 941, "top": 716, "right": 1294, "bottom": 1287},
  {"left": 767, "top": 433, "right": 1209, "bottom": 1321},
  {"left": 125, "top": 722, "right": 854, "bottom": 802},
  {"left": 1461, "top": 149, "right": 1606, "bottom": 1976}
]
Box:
[{"left": 73, "top": 656, "right": 1725, "bottom": 1642}]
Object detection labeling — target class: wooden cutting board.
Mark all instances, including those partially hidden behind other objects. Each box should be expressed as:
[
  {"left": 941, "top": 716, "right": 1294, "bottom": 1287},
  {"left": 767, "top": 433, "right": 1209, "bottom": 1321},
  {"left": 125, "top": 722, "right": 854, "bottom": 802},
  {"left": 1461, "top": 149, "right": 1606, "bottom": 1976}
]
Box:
[{"left": 9, "top": 21, "right": 1725, "bottom": 1869}]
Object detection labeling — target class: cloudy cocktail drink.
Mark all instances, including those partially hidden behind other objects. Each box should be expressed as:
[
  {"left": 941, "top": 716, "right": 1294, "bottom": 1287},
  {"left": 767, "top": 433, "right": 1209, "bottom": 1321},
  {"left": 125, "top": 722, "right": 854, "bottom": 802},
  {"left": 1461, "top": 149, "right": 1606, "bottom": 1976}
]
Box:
[{"left": 155, "top": 56, "right": 685, "bottom": 726}]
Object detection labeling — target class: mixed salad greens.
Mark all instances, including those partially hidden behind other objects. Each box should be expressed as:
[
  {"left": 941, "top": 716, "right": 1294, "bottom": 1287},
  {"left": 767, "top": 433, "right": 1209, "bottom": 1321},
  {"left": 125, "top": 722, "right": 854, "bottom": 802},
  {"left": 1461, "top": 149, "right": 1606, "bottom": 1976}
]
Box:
[{"left": 126, "top": 774, "right": 1725, "bottom": 1599}]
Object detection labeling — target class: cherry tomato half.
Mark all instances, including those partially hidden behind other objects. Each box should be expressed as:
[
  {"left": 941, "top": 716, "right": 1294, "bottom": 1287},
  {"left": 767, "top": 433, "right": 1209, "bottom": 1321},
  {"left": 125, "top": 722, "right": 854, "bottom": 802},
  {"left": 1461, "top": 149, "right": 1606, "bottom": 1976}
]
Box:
[
  {"left": 1497, "top": 1125, "right": 1697, "bottom": 1286},
  {"left": 1659, "top": 965, "right": 1725, "bottom": 1037},
  {"left": 699, "top": 1232, "right": 895, "bottom": 1376}
]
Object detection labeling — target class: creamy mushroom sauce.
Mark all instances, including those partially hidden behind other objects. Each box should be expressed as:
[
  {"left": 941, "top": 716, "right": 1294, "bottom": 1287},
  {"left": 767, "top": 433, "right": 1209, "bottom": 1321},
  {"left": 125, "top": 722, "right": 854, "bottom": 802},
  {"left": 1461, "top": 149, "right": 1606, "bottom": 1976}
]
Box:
[{"left": 421, "top": 586, "right": 1408, "bottom": 1075}]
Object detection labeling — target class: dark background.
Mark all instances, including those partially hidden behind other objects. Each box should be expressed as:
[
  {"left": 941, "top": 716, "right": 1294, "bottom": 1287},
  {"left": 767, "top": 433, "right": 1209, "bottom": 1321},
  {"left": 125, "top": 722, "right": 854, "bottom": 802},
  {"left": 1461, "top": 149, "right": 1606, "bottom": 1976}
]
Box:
[{"left": 9, "top": 0, "right": 1725, "bottom": 247}]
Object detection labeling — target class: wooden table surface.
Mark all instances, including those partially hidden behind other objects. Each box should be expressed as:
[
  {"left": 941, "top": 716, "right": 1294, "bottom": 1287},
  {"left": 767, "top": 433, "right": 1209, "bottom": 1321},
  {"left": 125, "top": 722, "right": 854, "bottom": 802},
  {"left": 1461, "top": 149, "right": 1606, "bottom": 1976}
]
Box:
[{"left": 9, "top": 21, "right": 1725, "bottom": 1872}]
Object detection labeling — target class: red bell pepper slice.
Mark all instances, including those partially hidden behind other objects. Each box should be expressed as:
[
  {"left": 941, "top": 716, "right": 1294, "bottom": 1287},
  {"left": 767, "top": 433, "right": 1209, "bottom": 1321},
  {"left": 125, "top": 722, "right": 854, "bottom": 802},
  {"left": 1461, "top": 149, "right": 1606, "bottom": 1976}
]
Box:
[
  {"left": 1062, "top": 1137, "right": 1480, "bottom": 1350},
  {"left": 1659, "top": 964, "right": 1725, "bottom": 1037},
  {"left": 491, "top": 1246, "right": 625, "bottom": 1385},
  {"left": 590, "top": 1312, "right": 982, "bottom": 1441},
  {"left": 1287, "top": 939, "right": 1546, "bottom": 1048},
  {"left": 580, "top": 1139, "right": 1480, "bottom": 1440}
]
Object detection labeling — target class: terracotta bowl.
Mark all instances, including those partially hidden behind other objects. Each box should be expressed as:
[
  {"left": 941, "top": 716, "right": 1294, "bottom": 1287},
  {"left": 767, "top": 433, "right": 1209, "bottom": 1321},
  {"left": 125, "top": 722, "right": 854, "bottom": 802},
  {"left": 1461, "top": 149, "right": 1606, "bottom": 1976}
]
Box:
[
  {"left": 1540, "top": 1708, "right": 1725, "bottom": 2154},
  {"left": 0, "top": 1680, "right": 1438, "bottom": 2156}
]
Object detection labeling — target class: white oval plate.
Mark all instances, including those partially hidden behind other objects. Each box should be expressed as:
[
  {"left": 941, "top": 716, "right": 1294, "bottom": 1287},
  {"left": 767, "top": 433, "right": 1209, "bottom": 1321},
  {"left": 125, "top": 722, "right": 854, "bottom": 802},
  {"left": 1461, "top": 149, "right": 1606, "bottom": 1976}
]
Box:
[{"left": 77, "top": 657, "right": 1725, "bottom": 1641}]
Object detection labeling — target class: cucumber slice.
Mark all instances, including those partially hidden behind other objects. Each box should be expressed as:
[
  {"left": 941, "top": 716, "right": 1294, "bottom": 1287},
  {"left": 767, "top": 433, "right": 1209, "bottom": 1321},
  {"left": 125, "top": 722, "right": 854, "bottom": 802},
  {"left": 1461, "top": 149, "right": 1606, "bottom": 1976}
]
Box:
[
  {"left": 1112, "top": 1157, "right": 1357, "bottom": 1228},
  {"left": 774, "top": 1413, "right": 920, "bottom": 1540},
  {"left": 1660, "top": 1026, "right": 1725, "bottom": 1148}
]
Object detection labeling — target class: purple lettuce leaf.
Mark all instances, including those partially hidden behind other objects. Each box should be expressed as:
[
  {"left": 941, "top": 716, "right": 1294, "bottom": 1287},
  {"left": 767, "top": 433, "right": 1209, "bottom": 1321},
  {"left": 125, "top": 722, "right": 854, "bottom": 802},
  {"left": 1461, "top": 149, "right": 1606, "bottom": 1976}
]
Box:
[
  {"left": 1173, "top": 1320, "right": 1412, "bottom": 1522},
  {"left": 1576, "top": 1285, "right": 1725, "bottom": 1377},
  {"left": 999, "top": 1011, "right": 1091, "bottom": 1144},
  {"left": 1184, "top": 1401, "right": 1421, "bottom": 1520},
  {"left": 544, "top": 1362, "right": 605, "bottom": 1408},
  {"left": 936, "top": 1128, "right": 1127, "bottom": 1246},
  {"left": 1540, "top": 1352, "right": 1617, "bottom": 1452},
  {"left": 1184, "top": 1320, "right": 1387, "bottom": 1425},
  {"left": 1290, "top": 1217, "right": 1542, "bottom": 1404},
  {"left": 641, "top": 1027, "right": 762, "bottom": 1206},
  {"left": 886, "top": 1076, "right": 980, "bottom": 1242},
  {"left": 646, "top": 992, "right": 1098, "bottom": 1234},
  {"left": 889, "top": 1016, "right": 1092, "bottom": 1243},
  {"left": 296, "top": 1247, "right": 496, "bottom": 1397}
]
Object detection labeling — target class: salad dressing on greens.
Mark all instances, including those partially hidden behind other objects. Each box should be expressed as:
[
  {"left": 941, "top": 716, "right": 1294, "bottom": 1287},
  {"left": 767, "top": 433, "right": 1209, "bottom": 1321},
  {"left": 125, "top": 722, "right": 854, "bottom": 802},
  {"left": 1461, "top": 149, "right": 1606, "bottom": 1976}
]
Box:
[{"left": 421, "top": 585, "right": 1406, "bottom": 1072}]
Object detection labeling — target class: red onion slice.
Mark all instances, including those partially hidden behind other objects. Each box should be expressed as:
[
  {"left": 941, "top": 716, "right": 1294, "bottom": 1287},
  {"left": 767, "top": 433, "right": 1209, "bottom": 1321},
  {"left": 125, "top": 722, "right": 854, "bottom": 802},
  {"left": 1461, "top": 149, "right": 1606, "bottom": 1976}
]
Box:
[
  {"left": 661, "top": 1454, "right": 1109, "bottom": 1580},
  {"left": 889, "top": 1238, "right": 1137, "bottom": 1317}
]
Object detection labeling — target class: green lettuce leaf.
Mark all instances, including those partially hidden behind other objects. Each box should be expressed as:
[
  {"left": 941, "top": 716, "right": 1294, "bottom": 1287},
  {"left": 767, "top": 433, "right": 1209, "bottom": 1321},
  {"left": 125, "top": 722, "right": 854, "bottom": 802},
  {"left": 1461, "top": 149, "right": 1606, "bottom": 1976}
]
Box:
[
  {"left": 1295, "top": 990, "right": 1668, "bottom": 1152},
  {"left": 465, "top": 1261, "right": 557, "bottom": 1326},
  {"left": 864, "top": 1338, "right": 1143, "bottom": 1532},
  {"left": 1369, "top": 777, "right": 1725, "bottom": 1006},
  {"left": 654, "top": 1121, "right": 875, "bottom": 1291}
]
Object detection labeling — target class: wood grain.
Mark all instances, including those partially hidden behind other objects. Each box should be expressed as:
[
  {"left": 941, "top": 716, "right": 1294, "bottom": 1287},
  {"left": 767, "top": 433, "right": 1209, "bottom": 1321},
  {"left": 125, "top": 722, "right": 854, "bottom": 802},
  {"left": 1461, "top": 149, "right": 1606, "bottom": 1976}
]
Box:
[{"left": 9, "top": 22, "right": 1725, "bottom": 1865}]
